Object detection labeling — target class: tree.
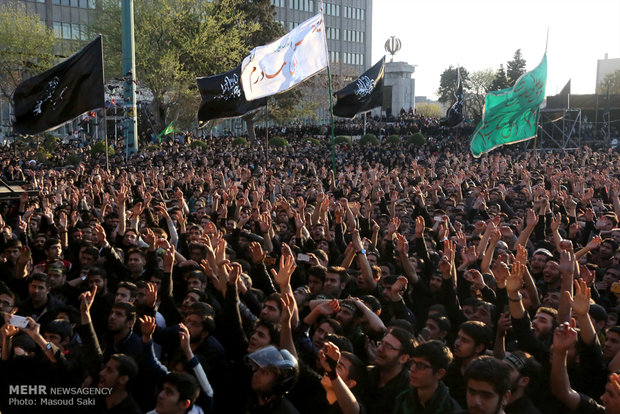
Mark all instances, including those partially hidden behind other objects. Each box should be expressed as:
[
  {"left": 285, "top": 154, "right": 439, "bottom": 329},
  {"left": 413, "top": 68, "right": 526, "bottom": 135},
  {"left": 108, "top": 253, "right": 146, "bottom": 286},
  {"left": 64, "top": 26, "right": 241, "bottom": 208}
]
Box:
[
  {"left": 506, "top": 49, "right": 527, "bottom": 87},
  {"left": 90, "top": 0, "right": 282, "bottom": 131},
  {"left": 596, "top": 69, "right": 620, "bottom": 95},
  {"left": 0, "top": 2, "right": 56, "bottom": 101},
  {"left": 415, "top": 102, "right": 443, "bottom": 118},
  {"left": 491, "top": 64, "right": 509, "bottom": 91},
  {"left": 467, "top": 68, "right": 495, "bottom": 123},
  {"left": 437, "top": 66, "right": 469, "bottom": 104}
]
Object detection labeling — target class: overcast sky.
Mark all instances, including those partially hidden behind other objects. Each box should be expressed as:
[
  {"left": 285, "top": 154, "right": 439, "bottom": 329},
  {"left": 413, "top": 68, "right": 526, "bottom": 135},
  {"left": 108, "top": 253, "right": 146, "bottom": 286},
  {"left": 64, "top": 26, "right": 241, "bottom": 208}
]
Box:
[{"left": 371, "top": 0, "right": 620, "bottom": 100}]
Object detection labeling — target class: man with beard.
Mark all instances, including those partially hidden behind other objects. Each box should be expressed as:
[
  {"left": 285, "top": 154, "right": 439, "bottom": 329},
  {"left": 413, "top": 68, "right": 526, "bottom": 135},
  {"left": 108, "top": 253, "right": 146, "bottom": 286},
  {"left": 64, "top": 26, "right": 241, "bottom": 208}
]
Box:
[
  {"left": 503, "top": 351, "right": 542, "bottom": 414},
  {"left": 362, "top": 327, "right": 416, "bottom": 414},
  {"left": 96, "top": 354, "right": 142, "bottom": 414},
  {"left": 463, "top": 356, "right": 512, "bottom": 414}
]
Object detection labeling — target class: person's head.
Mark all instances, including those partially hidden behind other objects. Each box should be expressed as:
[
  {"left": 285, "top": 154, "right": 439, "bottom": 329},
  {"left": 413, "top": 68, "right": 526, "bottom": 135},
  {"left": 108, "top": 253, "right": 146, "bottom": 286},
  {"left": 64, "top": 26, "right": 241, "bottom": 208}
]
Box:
[
  {"left": 532, "top": 307, "right": 557, "bottom": 339},
  {"left": 188, "top": 243, "right": 207, "bottom": 263},
  {"left": 86, "top": 267, "right": 107, "bottom": 293},
  {"left": 115, "top": 281, "right": 137, "bottom": 304},
  {"left": 126, "top": 248, "right": 146, "bottom": 274},
  {"left": 336, "top": 351, "right": 366, "bottom": 391},
  {"left": 307, "top": 265, "right": 327, "bottom": 295},
  {"left": 472, "top": 301, "right": 496, "bottom": 328},
  {"left": 46, "top": 261, "right": 67, "bottom": 289},
  {"left": 504, "top": 351, "right": 541, "bottom": 402},
  {"left": 454, "top": 321, "right": 491, "bottom": 361},
  {"left": 409, "top": 340, "right": 453, "bottom": 390},
  {"left": 2, "top": 239, "right": 22, "bottom": 262},
  {"left": 542, "top": 260, "right": 561, "bottom": 288},
  {"left": 324, "top": 266, "right": 348, "bottom": 298},
  {"left": 42, "top": 319, "right": 73, "bottom": 350},
  {"left": 123, "top": 229, "right": 139, "bottom": 247},
  {"left": 604, "top": 327, "right": 620, "bottom": 360},
  {"left": 465, "top": 356, "right": 512, "bottom": 414},
  {"left": 259, "top": 293, "right": 282, "bottom": 323},
  {"left": 375, "top": 327, "right": 416, "bottom": 370},
  {"left": 246, "top": 346, "right": 299, "bottom": 397},
  {"left": 44, "top": 237, "right": 62, "bottom": 260},
  {"left": 107, "top": 302, "right": 136, "bottom": 335},
  {"left": 423, "top": 315, "right": 451, "bottom": 341},
  {"left": 183, "top": 303, "right": 216, "bottom": 344},
  {"left": 98, "top": 354, "right": 138, "bottom": 391},
  {"left": 0, "top": 289, "right": 16, "bottom": 313},
  {"left": 429, "top": 272, "right": 443, "bottom": 293},
  {"left": 28, "top": 273, "right": 50, "bottom": 305},
  {"left": 248, "top": 319, "right": 280, "bottom": 353},
  {"left": 185, "top": 270, "right": 207, "bottom": 291},
  {"left": 530, "top": 249, "right": 552, "bottom": 274},
  {"left": 155, "top": 372, "right": 200, "bottom": 414},
  {"left": 78, "top": 245, "right": 99, "bottom": 267},
  {"left": 600, "top": 239, "right": 619, "bottom": 259},
  {"left": 312, "top": 318, "right": 342, "bottom": 350},
  {"left": 181, "top": 289, "right": 207, "bottom": 315},
  {"left": 600, "top": 372, "right": 620, "bottom": 413},
  {"left": 336, "top": 300, "right": 362, "bottom": 328}
]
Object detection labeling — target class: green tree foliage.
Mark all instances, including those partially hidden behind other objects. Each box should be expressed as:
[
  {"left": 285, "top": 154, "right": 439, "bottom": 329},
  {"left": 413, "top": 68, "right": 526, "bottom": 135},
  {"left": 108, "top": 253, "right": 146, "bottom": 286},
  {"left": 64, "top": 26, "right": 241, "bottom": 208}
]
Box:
[
  {"left": 90, "top": 0, "right": 282, "bottom": 131},
  {"left": 437, "top": 66, "right": 469, "bottom": 104},
  {"left": 506, "top": 49, "right": 527, "bottom": 87},
  {"left": 91, "top": 140, "right": 115, "bottom": 157},
  {"left": 335, "top": 135, "right": 351, "bottom": 146},
  {"left": 232, "top": 137, "right": 249, "bottom": 147},
  {"left": 359, "top": 134, "right": 378, "bottom": 145},
  {"left": 491, "top": 64, "right": 509, "bottom": 91},
  {"left": 385, "top": 135, "right": 400, "bottom": 144},
  {"left": 415, "top": 102, "right": 443, "bottom": 118},
  {"left": 0, "top": 2, "right": 56, "bottom": 100},
  {"left": 407, "top": 132, "right": 426, "bottom": 146},
  {"left": 467, "top": 68, "right": 495, "bottom": 123},
  {"left": 269, "top": 137, "right": 289, "bottom": 147},
  {"left": 189, "top": 140, "right": 209, "bottom": 151},
  {"left": 596, "top": 69, "right": 620, "bottom": 94},
  {"left": 306, "top": 137, "right": 321, "bottom": 146}
]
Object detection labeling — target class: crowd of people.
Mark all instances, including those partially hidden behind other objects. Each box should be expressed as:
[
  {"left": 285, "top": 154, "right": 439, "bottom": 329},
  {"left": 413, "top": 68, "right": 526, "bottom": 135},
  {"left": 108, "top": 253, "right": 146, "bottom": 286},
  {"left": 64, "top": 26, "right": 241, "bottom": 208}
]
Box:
[{"left": 0, "top": 113, "right": 620, "bottom": 414}]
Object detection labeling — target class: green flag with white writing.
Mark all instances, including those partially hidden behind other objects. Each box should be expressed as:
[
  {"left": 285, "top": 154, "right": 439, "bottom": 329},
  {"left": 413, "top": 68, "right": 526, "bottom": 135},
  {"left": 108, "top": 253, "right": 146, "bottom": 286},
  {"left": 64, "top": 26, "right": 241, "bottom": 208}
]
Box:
[{"left": 470, "top": 54, "right": 547, "bottom": 157}]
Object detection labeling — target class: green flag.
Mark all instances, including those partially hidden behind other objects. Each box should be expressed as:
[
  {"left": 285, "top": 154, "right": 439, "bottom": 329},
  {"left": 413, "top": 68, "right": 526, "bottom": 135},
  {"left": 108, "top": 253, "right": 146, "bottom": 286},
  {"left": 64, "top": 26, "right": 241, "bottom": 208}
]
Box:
[
  {"left": 470, "top": 54, "right": 547, "bottom": 157},
  {"left": 157, "top": 121, "right": 174, "bottom": 142}
]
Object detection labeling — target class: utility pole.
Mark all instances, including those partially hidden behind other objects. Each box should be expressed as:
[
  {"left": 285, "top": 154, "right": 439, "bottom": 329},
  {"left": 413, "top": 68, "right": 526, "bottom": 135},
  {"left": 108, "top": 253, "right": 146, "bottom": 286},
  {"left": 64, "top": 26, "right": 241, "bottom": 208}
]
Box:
[{"left": 122, "top": 0, "right": 138, "bottom": 158}]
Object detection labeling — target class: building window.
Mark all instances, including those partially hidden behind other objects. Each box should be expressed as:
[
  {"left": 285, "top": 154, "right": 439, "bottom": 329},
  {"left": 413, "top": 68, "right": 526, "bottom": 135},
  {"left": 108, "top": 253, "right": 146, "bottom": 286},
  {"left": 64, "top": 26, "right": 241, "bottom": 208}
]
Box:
[
  {"left": 53, "top": 21, "right": 62, "bottom": 38},
  {"left": 62, "top": 22, "right": 71, "bottom": 39}
]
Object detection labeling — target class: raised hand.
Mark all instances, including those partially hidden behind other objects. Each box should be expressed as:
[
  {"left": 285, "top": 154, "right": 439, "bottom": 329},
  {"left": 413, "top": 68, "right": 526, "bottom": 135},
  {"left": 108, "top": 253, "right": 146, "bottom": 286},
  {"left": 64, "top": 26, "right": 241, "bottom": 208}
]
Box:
[
  {"left": 270, "top": 250, "right": 297, "bottom": 287},
  {"left": 280, "top": 292, "right": 296, "bottom": 326},
  {"left": 506, "top": 261, "right": 525, "bottom": 294},
  {"left": 79, "top": 285, "right": 98, "bottom": 315},
  {"left": 249, "top": 241, "right": 266, "bottom": 264},
  {"left": 569, "top": 279, "right": 591, "bottom": 316},
  {"left": 553, "top": 320, "right": 578, "bottom": 352},
  {"left": 139, "top": 315, "right": 157, "bottom": 343}
]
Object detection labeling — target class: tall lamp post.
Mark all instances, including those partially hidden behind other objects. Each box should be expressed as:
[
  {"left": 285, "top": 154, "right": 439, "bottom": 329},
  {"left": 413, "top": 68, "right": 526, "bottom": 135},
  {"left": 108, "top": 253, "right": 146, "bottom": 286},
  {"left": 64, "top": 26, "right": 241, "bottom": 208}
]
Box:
[{"left": 122, "top": 0, "right": 138, "bottom": 158}]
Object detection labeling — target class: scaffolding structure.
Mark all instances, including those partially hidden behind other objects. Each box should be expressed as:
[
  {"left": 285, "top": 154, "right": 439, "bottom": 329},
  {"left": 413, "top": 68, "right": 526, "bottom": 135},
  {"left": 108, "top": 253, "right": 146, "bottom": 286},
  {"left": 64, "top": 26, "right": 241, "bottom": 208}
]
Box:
[{"left": 536, "top": 108, "right": 582, "bottom": 150}]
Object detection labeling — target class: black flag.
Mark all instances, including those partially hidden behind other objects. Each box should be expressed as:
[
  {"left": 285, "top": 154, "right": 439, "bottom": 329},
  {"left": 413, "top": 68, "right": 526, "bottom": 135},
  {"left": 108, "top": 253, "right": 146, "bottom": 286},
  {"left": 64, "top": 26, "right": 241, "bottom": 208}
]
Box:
[
  {"left": 333, "top": 57, "right": 385, "bottom": 119},
  {"left": 197, "top": 65, "right": 266, "bottom": 124},
  {"left": 442, "top": 66, "right": 463, "bottom": 127},
  {"left": 13, "top": 36, "right": 104, "bottom": 135}
]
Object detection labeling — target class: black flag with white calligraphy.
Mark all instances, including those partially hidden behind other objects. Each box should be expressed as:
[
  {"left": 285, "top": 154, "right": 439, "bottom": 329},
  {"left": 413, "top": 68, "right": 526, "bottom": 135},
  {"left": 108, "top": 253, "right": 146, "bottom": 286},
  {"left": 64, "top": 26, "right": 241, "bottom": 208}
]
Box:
[
  {"left": 442, "top": 66, "right": 464, "bottom": 127},
  {"left": 197, "top": 65, "right": 266, "bottom": 124},
  {"left": 333, "top": 57, "right": 385, "bottom": 119},
  {"left": 13, "top": 36, "right": 104, "bottom": 135}
]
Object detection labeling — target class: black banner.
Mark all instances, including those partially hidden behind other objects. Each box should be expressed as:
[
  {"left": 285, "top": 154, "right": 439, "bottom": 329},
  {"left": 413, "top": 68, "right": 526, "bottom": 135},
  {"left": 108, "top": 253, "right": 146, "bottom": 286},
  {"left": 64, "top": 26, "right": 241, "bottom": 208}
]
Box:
[
  {"left": 197, "top": 65, "right": 266, "bottom": 123},
  {"left": 333, "top": 57, "right": 385, "bottom": 119},
  {"left": 442, "top": 66, "right": 464, "bottom": 127},
  {"left": 13, "top": 36, "right": 104, "bottom": 135}
]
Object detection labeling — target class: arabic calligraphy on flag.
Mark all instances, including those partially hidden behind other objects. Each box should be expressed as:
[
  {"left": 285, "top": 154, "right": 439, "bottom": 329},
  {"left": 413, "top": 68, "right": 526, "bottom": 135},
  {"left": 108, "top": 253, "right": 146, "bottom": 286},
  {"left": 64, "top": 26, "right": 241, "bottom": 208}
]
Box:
[
  {"left": 240, "top": 13, "right": 328, "bottom": 101},
  {"left": 470, "top": 54, "right": 547, "bottom": 157},
  {"left": 13, "top": 36, "right": 104, "bottom": 135},
  {"left": 333, "top": 57, "right": 385, "bottom": 118},
  {"left": 197, "top": 65, "right": 266, "bottom": 123}
]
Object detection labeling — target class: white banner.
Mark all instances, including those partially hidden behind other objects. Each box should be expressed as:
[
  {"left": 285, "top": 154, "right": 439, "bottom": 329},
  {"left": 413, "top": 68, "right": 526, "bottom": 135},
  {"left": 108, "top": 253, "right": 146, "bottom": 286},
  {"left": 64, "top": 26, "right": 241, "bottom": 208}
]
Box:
[{"left": 241, "top": 13, "right": 328, "bottom": 101}]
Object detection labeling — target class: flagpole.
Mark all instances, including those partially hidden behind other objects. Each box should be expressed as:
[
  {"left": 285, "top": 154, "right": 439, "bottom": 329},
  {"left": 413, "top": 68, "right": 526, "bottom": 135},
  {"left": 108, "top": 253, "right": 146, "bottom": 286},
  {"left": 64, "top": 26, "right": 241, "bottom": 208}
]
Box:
[{"left": 327, "top": 65, "right": 336, "bottom": 174}]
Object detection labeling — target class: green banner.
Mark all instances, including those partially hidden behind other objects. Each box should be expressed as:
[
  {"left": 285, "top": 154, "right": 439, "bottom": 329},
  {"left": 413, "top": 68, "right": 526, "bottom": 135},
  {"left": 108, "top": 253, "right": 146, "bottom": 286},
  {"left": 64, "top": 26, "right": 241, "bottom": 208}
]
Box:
[
  {"left": 157, "top": 121, "right": 174, "bottom": 142},
  {"left": 470, "top": 54, "right": 547, "bottom": 157}
]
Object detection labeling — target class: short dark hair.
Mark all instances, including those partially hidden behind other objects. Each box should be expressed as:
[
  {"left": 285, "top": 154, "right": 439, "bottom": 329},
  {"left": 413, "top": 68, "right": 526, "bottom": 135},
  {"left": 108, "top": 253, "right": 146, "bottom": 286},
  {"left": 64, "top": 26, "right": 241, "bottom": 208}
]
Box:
[
  {"left": 459, "top": 321, "right": 492, "bottom": 350},
  {"left": 412, "top": 340, "right": 453, "bottom": 371},
  {"left": 109, "top": 354, "right": 138, "bottom": 388},
  {"left": 163, "top": 372, "right": 200, "bottom": 412},
  {"left": 29, "top": 273, "right": 50, "bottom": 287},
  {"left": 265, "top": 292, "right": 283, "bottom": 313},
  {"left": 426, "top": 314, "right": 452, "bottom": 333},
  {"left": 116, "top": 281, "right": 137, "bottom": 298},
  {"left": 44, "top": 237, "right": 61, "bottom": 250},
  {"left": 80, "top": 245, "right": 99, "bottom": 260},
  {"left": 254, "top": 319, "right": 280, "bottom": 345},
  {"left": 387, "top": 326, "right": 417, "bottom": 357},
  {"left": 465, "top": 355, "right": 511, "bottom": 396},
  {"left": 187, "top": 302, "right": 216, "bottom": 333},
  {"left": 43, "top": 319, "right": 73, "bottom": 340},
  {"left": 327, "top": 266, "right": 348, "bottom": 284},
  {"left": 341, "top": 351, "right": 366, "bottom": 389},
  {"left": 111, "top": 302, "right": 136, "bottom": 327},
  {"left": 88, "top": 266, "right": 108, "bottom": 279},
  {"left": 308, "top": 265, "right": 327, "bottom": 282}
]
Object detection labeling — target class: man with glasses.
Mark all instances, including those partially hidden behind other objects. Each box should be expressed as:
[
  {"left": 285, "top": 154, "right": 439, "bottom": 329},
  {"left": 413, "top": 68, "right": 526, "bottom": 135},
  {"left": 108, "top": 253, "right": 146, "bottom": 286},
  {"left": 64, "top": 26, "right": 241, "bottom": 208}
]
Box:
[
  {"left": 393, "top": 340, "right": 461, "bottom": 414},
  {"left": 363, "top": 327, "right": 416, "bottom": 414}
]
